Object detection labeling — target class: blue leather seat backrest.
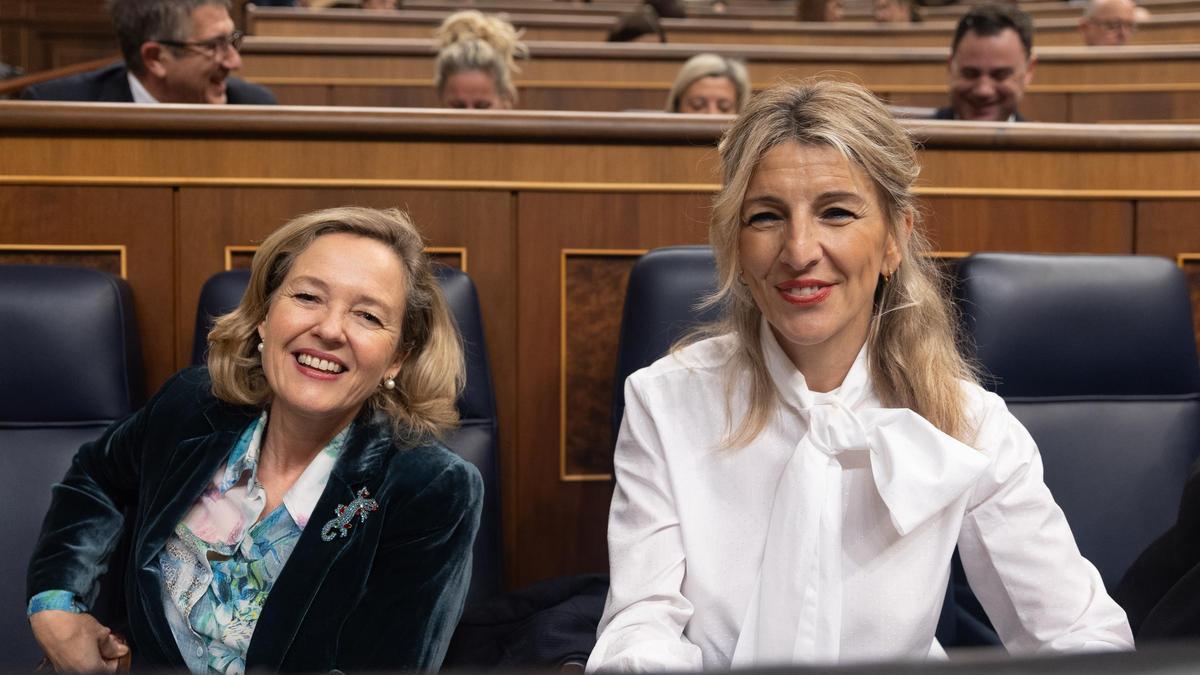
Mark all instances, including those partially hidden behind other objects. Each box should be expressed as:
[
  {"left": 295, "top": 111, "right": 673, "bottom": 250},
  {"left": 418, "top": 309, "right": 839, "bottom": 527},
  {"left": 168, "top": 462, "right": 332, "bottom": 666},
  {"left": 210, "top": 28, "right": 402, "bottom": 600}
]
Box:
[
  {"left": 611, "top": 246, "right": 722, "bottom": 441},
  {"left": 192, "top": 266, "right": 502, "bottom": 604},
  {"left": 955, "top": 253, "right": 1200, "bottom": 589},
  {"left": 0, "top": 265, "right": 144, "bottom": 668}
]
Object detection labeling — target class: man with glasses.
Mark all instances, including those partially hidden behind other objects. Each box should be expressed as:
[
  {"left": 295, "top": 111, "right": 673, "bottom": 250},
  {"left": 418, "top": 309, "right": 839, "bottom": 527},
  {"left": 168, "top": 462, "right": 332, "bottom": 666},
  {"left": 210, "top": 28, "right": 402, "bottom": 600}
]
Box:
[
  {"left": 1079, "top": 0, "right": 1138, "bottom": 46},
  {"left": 22, "top": 0, "right": 275, "bottom": 105}
]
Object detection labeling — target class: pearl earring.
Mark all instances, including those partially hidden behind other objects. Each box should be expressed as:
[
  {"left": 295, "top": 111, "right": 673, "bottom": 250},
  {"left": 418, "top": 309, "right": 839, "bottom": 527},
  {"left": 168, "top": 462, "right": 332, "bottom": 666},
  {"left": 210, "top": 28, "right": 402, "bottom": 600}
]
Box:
[
  {"left": 257, "top": 342, "right": 264, "bottom": 353},
  {"left": 384, "top": 377, "right": 396, "bottom": 390}
]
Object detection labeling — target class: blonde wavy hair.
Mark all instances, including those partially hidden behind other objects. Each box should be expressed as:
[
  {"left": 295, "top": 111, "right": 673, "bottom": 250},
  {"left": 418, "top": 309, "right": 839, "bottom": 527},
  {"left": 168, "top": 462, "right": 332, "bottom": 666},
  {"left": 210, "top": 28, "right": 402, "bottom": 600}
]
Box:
[
  {"left": 434, "top": 10, "right": 528, "bottom": 106},
  {"left": 206, "top": 206, "right": 464, "bottom": 444},
  {"left": 696, "top": 79, "right": 977, "bottom": 447},
  {"left": 665, "top": 53, "right": 751, "bottom": 113}
]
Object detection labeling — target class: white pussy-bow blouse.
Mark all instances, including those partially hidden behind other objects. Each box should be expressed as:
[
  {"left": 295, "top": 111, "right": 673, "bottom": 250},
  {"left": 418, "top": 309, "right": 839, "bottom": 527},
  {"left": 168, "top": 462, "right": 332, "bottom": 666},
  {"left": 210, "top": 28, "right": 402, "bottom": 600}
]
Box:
[{"left": 587, "top": 326, "right": 1132, "bottom": 672}]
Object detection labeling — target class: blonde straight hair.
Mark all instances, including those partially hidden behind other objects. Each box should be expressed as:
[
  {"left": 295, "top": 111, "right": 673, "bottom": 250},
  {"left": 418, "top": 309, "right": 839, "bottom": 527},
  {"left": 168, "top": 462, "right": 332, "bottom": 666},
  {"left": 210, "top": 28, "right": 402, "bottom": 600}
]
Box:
[
  {"left": 694, "top": 80, "right": 977, "bottom": 447},
  {"left": 665, "top": 53, "right": 752, "bottom": 113},
  {"left": 206, "top": 206, "right": 464, "bottom": 444}
]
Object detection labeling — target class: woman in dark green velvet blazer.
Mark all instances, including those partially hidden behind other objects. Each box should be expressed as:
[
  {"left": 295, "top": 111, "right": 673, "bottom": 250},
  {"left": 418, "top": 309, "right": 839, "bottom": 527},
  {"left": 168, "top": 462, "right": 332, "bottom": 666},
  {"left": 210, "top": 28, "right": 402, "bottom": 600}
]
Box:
[{"left": 27, "top": 207, "right": 483, "bottom": 673}]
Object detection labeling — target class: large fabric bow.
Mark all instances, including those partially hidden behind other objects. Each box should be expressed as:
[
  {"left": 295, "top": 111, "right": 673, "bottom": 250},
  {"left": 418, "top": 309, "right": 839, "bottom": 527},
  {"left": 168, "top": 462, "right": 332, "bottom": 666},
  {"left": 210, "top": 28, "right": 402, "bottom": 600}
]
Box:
[{"left": 730, "top": 330, "right": 989, "bottom": 666}]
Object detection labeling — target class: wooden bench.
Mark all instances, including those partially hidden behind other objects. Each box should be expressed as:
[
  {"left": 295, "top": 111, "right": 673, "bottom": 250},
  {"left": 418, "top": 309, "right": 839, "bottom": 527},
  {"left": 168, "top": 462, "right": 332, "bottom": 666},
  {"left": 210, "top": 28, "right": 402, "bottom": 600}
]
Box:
[{"left": 246, "top": 5, "right": 1200, "bottom": 47}]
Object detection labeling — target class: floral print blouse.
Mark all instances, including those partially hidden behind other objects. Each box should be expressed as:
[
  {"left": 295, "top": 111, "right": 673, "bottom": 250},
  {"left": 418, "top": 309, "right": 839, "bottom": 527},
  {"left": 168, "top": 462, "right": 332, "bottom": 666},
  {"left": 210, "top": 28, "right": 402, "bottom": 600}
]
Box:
[{"left": 159, "top": 413, "right": 349, "bottom": 675}]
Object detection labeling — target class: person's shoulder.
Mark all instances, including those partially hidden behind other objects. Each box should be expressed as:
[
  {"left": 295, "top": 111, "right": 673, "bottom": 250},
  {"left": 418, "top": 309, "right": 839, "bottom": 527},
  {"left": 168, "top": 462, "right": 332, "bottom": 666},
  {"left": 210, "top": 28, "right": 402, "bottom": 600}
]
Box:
[
  {"left": 21, "top": 62, "right": 128, "bottom": 102},
  {"left": 933, "top": 105, "right": 956, "bottom": 120},
  {"left": 956, "top": 379, "right": 1040, "bottom": 466},
  {"left": 226, "top": 77, "right": 278, "bottom": 105},
  {"left": 383, "top": 438, "right": 484, "bottom": 506},
  {"left": 631, "top": 332, "right": 739, "bottom": 385}
]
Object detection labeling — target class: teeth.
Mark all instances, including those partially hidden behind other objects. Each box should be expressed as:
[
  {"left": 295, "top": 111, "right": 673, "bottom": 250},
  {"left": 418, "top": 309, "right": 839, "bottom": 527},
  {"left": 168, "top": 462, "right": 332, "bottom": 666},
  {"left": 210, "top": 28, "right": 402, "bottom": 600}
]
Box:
[
  {"left": 783, "top": 286, "right": 824, "bottom": 297},
  {"left": 297, "top": 353, "right": 344, "bottom": 373}
]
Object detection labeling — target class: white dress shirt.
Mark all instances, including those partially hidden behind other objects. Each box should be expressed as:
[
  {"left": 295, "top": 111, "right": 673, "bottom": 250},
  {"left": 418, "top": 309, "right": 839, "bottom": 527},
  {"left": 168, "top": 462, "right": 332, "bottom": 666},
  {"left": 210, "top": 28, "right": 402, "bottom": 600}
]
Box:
[{"left": 587, "top": 327, "right": 1133, "bottom": 672}]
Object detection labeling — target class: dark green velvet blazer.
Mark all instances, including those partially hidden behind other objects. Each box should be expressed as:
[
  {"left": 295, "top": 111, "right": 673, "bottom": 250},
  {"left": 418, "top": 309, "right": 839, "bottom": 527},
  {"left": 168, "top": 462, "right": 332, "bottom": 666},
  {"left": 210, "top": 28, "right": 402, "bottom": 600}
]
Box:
[{"left": 27, "top": 367, "right": 483, "bottom": 672}]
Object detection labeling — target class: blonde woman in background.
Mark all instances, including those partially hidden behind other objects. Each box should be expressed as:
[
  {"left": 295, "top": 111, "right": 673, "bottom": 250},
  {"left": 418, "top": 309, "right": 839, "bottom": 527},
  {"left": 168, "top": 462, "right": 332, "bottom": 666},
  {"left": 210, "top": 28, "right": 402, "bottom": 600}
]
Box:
[
  {"left": 665, "top": 54, "right": 750, "bottom": 115},
  {"left": 435, "top": 10, "right": 528, "bottom": 109}
]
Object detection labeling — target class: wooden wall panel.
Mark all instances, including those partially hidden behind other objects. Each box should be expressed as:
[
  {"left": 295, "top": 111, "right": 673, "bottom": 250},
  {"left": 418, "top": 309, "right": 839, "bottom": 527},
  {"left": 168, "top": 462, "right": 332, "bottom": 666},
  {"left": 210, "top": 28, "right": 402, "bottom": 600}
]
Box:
[
  {"left": 1134, "top": 200, "right": 1200, "bottom": 258},
  {"left": 514, "top": 190, "right": 710, "bottom": 586},
  {"left": 0, "top": 185, "right": 175, "bottom": 387},
  {"left": 921, "top": 197, "right": 1135, "bottom": 253},
  {"left": 245, "top": 8, "right": 1200, "bottom": 48},
  {"left": 561, "top": 251, "right": 641, "bottom": 479}
]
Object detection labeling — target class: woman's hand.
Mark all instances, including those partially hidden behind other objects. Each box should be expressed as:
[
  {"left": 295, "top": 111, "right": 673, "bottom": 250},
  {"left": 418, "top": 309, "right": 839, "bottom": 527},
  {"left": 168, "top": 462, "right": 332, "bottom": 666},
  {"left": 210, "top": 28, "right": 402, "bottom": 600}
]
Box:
[{"left": 30, "top": 611, "right": 129, "bottom": 673}]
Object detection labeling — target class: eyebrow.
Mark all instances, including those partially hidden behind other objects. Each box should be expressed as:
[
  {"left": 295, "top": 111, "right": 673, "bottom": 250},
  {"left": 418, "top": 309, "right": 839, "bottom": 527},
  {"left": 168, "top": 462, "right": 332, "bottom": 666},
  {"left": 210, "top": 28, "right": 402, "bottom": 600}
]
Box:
[{"left": 742, "top": 190, "right": 866, "bottom": 209}]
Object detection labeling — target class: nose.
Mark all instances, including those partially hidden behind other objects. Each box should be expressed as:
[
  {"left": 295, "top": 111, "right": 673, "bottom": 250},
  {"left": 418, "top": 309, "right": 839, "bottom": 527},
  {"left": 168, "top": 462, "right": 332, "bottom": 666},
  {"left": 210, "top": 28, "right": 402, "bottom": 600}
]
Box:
[
  {"left": 704, "top": 100, "right": 720, "bottom": 115},
  {"left": 312, "top": 308, "right": 347, "bottom": 343},
  {"left": 972, "top": 76, "right": 996, "bottom": 100},
  {"left": 221, "top": 44, "right": 242, "bottom": 70},
  {"left": 779, "top": 218, "right": 822, "bottom": 272}
]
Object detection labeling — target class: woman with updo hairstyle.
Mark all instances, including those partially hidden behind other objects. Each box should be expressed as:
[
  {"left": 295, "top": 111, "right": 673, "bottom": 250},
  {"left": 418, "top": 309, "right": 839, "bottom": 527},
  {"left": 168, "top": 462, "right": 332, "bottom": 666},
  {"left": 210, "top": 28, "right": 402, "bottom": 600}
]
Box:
[
  {"left": 434, "top": 10, "right": 528, "bottom": 109},
  {"left": 666, "top": 53, "right": 750, "bottom": 115},
  {"left": 28, "top": 206, "right": 481, "bottom": 673},
  {"left": 587, "top": 80, "right": 1133, "bottom": 671}
]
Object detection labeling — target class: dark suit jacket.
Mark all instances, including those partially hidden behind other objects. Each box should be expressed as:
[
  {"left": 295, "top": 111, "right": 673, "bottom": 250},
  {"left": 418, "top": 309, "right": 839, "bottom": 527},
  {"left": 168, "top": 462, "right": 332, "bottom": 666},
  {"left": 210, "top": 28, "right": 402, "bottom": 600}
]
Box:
[
  {"left": 1114, "top": 462, "right": 1200, "bottom": 640},
  {"left": 20, "top": 62, "right": 277, "bottom": 105},
  {"left": 933, "top": 105, "right": 1027, "bottom": 122},
  {"left": 27, "top": 367, "right": 482, "bottom": 671}
]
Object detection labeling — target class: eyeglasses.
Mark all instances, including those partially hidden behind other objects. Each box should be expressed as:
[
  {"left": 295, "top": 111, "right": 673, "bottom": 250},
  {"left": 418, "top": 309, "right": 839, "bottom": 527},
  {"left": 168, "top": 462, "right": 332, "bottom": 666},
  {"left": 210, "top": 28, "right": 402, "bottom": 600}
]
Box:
[
  {"left": 156, "top": 30, "right": 244, "bottom": 58},
  {"left": 1090, "top": 19, "right": 1136, "bottom": 32}
]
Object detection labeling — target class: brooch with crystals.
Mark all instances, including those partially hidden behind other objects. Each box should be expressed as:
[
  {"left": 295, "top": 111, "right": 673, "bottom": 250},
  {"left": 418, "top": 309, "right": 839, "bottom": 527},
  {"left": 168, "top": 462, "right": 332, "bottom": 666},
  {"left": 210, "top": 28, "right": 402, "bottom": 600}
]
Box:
[{"left": 321, "top": 487, "right": 379, "bottom": 541}]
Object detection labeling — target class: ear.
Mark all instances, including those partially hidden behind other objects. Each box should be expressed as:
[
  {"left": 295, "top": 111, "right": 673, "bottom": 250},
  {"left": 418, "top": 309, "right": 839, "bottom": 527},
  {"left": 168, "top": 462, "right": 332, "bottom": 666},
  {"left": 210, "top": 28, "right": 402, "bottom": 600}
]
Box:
[
  {"left": 141, "top": 42, "right": 169, "bottom": 78},
  {"left": 884, "top": 210, "right": 913, "bottom": 274},
  {"left": 1024, "top": 54, "right": 1038, "bottom": 86}
]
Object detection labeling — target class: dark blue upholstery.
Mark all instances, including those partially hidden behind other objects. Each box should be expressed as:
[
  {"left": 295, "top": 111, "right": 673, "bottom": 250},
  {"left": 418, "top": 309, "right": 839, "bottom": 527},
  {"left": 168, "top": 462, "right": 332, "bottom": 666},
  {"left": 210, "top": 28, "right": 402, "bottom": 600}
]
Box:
[
  {"left": 956, "top": 253, "right": 1200, "bottom": 587},
  {"left": 610, "top": 246, "right": 722, "bottom": 441},
  {"left": 191, "top": 266, "right": 503, "bottom": 605},
  {"left": 954, "top": 253, "right": 1200, "bottom": 635},
  {"left": 0, "top": 265, "right": 144, "bottom": 668}
]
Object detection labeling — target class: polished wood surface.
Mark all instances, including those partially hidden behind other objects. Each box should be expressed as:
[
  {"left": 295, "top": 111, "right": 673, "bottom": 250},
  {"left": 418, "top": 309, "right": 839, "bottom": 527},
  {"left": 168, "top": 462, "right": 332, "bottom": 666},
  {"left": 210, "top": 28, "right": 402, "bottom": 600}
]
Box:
[
  {"left": 3, "top": 102, "right": 1199, "bottom": 586},
  {"left": 252, "top": 78, "right": 1200, "bottom": 123},
  {"left": 237, "top": 37, "right": 1200, "bottom": 89},
  {"left": 0, "top": 0, "right": 114, "bottom": 72},
  {"left": 365, "top": 0, "right": 1200, "bottom": 20},
  {"left": 246, "top": 5, "right": 1200, "bottom": 48}
]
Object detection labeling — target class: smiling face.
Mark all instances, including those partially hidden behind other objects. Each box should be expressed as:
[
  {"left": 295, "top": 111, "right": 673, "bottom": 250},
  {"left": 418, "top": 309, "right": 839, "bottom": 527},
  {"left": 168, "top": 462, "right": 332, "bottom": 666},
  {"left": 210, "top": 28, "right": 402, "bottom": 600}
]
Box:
[
  {"left": 948, "top": 28, "right": 1034, "bottom": 121},
  {"left": 258, "top": 232, "right": 408, "bottom": 432},
  {"left": 738, "top": 142, "right": 901, "bottom": 375},
  {"left": 873, "top": 0, "right": 909, "bottom": 23},
  {"left": 440, "top": 69, "right": 508, "bottom": 109},
  {"left": 679, "top": 75, "right": 738, "bottom": 114},
  {"left": 147, "top": 4, "right": 242, "bottom": 104},
  {"left": 1080, "top": 0, "right": 1136, "bottom": 45}
]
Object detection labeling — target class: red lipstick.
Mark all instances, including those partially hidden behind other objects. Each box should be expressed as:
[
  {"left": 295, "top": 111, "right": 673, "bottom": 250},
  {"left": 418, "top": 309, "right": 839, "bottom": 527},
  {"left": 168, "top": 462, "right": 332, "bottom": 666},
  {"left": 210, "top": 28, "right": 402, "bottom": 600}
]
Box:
[{"left": 775, "top": 279, "right": 833, "bottom": 306}]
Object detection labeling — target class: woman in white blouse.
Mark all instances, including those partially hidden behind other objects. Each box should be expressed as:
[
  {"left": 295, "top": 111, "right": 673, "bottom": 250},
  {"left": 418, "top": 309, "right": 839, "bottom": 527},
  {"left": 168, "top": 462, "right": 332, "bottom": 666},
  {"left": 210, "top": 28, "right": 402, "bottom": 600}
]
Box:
[{"left": 586, "top": 80, "right": 1134, "bottom": 671}]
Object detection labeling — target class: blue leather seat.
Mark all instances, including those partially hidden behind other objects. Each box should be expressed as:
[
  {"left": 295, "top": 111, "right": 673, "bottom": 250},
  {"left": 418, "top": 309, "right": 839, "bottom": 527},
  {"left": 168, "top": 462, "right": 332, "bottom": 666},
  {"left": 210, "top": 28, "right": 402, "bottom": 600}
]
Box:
[
  {"left": 956, "top": 253, "right": 1200, "bottom": 588},
  {"left": 192, "top": 266, "right": 503, "bottom": 605},
  {"left": 954, "top": 253, "right": 1200, "bottom": 634},
  {"left": 0, "top": 265, "right": 144, "bottom": 668},
  {"left": 610, "top": 246, "right": 722, "bottom": 440}
]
